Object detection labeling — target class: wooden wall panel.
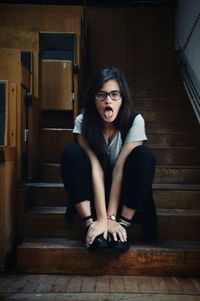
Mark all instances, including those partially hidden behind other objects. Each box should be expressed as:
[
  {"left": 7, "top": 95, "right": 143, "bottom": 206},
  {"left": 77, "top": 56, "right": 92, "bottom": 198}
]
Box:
[
  {"left": 0, "top": 49, "right": 21, "bottom": 82},
  {"left": 0, "top": 149, "right": 16, "bottom": 272},
  {"left": 6, "top": 83, "right": 17, "bottom": 147},
  {"left": 86, "top": 8, "right": 125, "bottom": 76},
  {"left": 27, "top": 96, "right": 40, "bottom": 179},
  {"left": 0, "top": 4, "right": 84, "bottom": 17},
  {"left": 0, "top": 26, "right": 39, "bottom": 98},
  {"left": 86, "top": 7, "right": 175, "bottom": 79},
  {"left": 0, "top": 26, "right": 39, "bottom": 50},
  {"left": 41, "top": 60, "right": 73, "bottom": 110},
  {"left": 0, "top": 49, "right": 22, "bottom": 179},
  {"left": 0, "top": 13, "right": 82, "bottom": 35},
  {"left": 21, "top": 65, "right": 31, "bottom": 90}
]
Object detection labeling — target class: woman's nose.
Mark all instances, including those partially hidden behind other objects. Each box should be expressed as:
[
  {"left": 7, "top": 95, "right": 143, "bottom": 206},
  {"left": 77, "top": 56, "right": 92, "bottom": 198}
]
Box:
[{"left": 105, "top": 94, "right": 112, "bottom": 103}]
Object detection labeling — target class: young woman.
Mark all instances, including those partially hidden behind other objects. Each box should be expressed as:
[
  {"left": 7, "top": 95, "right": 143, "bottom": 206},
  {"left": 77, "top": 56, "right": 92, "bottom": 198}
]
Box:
[{"left": 60, "top": 67, "right": 157, "bottom": 251}]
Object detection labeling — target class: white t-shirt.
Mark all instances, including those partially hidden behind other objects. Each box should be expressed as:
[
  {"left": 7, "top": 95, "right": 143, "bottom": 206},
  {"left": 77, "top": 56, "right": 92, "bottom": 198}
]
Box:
[{"left": 73, "top": 113, "right": 147, "bottom": 164}]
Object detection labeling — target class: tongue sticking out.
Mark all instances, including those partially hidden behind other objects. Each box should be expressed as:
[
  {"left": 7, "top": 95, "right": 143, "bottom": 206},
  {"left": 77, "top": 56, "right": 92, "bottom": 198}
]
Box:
[{"left": 104, "top": 109, "right": 113, "bottom": 119}]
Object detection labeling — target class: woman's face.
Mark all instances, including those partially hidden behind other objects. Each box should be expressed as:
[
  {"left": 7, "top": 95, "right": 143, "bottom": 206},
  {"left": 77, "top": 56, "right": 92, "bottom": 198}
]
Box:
[{"left": 95, "top": 79, "right": 122, "bottom": 125}]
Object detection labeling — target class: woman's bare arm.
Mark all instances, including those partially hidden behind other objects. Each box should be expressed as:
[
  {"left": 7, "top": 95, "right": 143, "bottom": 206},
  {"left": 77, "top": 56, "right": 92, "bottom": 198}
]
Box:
[
  {"left": 77, "top": 135, "right": 107, "bottom": 245},
  {"left": 107, "top": 141, "right": 142, "bottom": 240}
]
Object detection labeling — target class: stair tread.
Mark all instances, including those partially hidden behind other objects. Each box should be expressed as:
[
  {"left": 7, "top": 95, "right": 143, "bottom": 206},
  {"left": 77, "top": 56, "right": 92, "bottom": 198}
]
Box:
[
  {"left": 18, "top": 237, "right": 200, "bottom": 250},
  {"left": 26, "top": 182, "right": 64, "bottom": 188},
  {"left": 28, "top": 207, "right": 200, "bottom": 216},
  {"left": 25, "top": 182, "right": 200, "bottom": 190},
  {"left": 42, "top": 128, "right": 73, "bottom": 131},
  {"left": 44, "top": 163, "right": 200, "bottom": 169},
  {"left": 153, "top": 183, "right": 200, "bottom": 190},
  {"left": 17, "top": 238, "right": 200, "bottom": 275}
]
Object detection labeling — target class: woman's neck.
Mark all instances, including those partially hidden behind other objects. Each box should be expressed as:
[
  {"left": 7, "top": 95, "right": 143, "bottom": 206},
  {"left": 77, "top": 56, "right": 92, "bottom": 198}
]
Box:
[{"left": 104, "top": 123, "right": 116, "bottom": 141}]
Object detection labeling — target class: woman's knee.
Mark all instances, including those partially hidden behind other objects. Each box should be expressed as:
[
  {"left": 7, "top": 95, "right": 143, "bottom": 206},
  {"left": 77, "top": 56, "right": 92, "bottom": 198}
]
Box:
[
  {"left": 125, "top": 145, "right": 155, "bottom": 168},
  {"left": 60, "top": 143, "right": 86, "bottom": 164}
]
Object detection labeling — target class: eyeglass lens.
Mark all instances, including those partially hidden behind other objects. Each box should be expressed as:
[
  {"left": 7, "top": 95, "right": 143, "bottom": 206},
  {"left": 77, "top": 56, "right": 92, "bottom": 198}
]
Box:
[{"left": 95, "top": 91, "right": 121, "bottom": 101}]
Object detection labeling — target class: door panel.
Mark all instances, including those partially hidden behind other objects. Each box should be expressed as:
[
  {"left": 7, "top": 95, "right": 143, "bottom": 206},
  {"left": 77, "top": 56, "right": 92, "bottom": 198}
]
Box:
[{"left": 41, "top": 60, "right": 73, "bottom": 110}]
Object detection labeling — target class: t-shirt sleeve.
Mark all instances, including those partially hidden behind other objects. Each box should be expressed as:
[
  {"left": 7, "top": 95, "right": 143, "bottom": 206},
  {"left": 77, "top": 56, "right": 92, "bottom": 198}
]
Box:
[
  {"left": 73, "top": 113, "right": 83, "bottom": 134},
  {"left": 124, "top": 114, "right": 147, "bottom": 143}
]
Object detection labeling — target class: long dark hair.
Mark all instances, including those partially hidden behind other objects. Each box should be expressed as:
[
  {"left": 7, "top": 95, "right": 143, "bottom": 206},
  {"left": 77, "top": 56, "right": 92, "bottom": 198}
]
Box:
[{"left": 82, "top": 67, "right": 132, "bottom": 168}]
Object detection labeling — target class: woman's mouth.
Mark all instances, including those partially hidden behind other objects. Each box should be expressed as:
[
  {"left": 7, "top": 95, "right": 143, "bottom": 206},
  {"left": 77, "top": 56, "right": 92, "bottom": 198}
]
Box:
[{"left": 104, "top": 107, "right": 113, "bottom": 119}]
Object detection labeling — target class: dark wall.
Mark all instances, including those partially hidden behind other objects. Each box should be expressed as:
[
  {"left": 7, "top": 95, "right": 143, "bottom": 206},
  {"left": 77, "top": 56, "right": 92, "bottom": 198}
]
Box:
[{"left": 85, "top": 7, "right": 175, "bottom": 80}]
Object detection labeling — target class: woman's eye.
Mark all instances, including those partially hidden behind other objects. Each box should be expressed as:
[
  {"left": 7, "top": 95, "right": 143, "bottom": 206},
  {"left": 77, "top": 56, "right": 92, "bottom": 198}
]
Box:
[{"left": 112, "top": 92, "right": 118, "bottom": 96}]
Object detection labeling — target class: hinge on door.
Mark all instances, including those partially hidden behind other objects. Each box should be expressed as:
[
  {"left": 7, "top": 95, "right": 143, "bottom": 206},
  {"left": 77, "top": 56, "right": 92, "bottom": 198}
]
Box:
[
  {"left": 71, "top": 92, "right": 75, "bottom": 103},
  {"left": 24, "top": 129, "right": 28, "bottom": 143}
]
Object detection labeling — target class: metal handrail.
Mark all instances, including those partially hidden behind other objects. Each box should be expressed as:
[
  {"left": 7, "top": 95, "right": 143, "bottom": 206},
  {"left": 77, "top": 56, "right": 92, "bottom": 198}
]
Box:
[
  {"left": 176, "top": 50, "right": 200, "bottom": 123},
  {"left": 182, "top": 12, "right": 200, "bottom": 52}
]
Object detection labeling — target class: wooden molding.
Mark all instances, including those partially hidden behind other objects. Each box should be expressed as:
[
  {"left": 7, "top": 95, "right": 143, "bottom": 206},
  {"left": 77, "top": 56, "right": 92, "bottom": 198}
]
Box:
[{"left": 0, "top": 146, "right": 16, "bottom": 162}]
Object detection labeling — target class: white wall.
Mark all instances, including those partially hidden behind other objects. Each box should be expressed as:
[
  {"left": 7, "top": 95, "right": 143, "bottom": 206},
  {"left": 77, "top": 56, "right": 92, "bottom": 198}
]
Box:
[{"left": 175, "top": 0, "right": 200, "bottom": 82}]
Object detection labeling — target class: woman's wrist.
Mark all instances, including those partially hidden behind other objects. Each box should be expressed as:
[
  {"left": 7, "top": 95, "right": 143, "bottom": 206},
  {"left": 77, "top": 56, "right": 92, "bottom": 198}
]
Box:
[
  {"left": 107, "top": 214, "right": 117, "bottom": 221},
  {"left": 97, "top": 215, "right": 107, "bottom": 223}
]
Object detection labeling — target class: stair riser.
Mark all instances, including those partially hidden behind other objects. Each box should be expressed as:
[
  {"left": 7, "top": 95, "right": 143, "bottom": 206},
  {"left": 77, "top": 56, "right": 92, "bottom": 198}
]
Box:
[
  {"left": 28, "top": 187, "right": 67, "bottom": 207},
  {"left": 153, "top": 148, "right": 200, "bottom": 166},
  {"left": 25, "top": 212, "right": 200, "bottom": 240},
  {"left": 40, "top": 129, "right": 200, "bottom": 164},
  {"left": 154, "top": 190, "right": 200, "bottom": 209},
  {"left": 41, "top": 130, "right": 73, "bottom": 164},
  {"left": 141, "top": 110, "right": 195, "bottom": 122},
  {"left": 42, "top": 164, "right": 200, "bottom": 184},
  {"left": 146, "top": 122, "right": 199, "bottom": 134},
  {"left": 134, "top": 101, "right": 188, "bottom": 109},
  {"left": 29, "top": 187, "right": 200, "bottom": 209},
  {"left": 147, "top": 134, "right": 200, "bottom": 147},
  {"left": 42, "top": 146, "right": 200, "bottom": 165},
  {"left": 154, "top": 168, "right": 200, "bottom": 184},
  {"left": 17, "top": 247, "right": 200, "bottom": 276}
]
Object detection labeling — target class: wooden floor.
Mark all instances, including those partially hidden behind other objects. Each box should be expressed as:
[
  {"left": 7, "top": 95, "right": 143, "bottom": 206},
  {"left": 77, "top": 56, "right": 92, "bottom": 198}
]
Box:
[{"left": 0, "top": 274, "right": 200, "bottom": 301}]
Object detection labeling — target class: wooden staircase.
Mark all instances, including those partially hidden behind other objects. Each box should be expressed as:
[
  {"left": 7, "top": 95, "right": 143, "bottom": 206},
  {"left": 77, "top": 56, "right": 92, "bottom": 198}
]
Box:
[{"left": 16, "top": 77, "right": 200, "bottom": 276}]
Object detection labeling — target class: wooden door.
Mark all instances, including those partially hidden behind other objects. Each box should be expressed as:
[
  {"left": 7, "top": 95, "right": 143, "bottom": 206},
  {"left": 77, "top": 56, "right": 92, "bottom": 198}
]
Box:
[{"left": 41, "top": 60, "right": 73, "bottom": 110}]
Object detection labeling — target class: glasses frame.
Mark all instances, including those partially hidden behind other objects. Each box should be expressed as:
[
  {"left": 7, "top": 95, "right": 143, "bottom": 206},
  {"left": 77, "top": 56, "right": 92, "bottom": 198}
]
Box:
[{"left": 94, "top": 90, "right": 122, "bottom": 101}]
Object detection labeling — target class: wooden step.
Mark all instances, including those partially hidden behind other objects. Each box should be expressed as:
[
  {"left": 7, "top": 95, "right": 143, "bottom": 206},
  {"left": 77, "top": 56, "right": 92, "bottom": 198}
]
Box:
[
  {"left": 41, "top": 128, "right": 73, "bottom": 163},
  {"left": 146, "top": 121, "right": 199, "bottom": 134},
  {"left": 42, "top": 164, "right": 62, "bottom": 182},
  {"left": 153, "top": 184, "right": 200, "bottom": 209},
  {"left": 42, "top": 164, "right": 200, "bottom": 184},
  {"left": 140, "top": 109, "right": 196, "bottom": 122},
  {"left": 154, "top": 166, "right": 200, "bottom": 184},
  {"left": 135, "top": 96, "right": 189, "bottom": 103},
  {"left": 134, "top": 91, "right": 188, "bottom": 97},
  {"left": 26, "top": 182, "right": 200, "bottom": 210},
  {"left": 134, "top": 99, "right": 189, "bottom": 109},
  {"left": 128, "top": 78, "right": 184, "bottom": 90},
  {"left": 147, "top": 133, "right": 200, "bottom": 147},
  {"left": 41, "top": 140, "right": 200, "bottom": 164},
  {"left": 24, "top": 207, "right": 200, "bottom": 241},
  {"left": 27, "top": 183, "right": 67, "bottom": 207},
  {"left": 17, "top": 238, "right": 200, "bottom": 276},
  {"left": 153, "top": 147, "right": 200, "bottom": 166}
]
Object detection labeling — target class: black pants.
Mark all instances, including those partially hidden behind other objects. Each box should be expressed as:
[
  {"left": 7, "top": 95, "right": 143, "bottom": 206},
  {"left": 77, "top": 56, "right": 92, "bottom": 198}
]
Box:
[{"left": 60, "top": 143, "right": 157, "bottom": 241}]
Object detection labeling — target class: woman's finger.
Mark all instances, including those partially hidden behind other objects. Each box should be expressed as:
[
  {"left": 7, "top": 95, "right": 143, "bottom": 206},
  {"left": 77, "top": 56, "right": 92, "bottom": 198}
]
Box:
[
  {"left": 103, "top": 230, "right": 108, "bottom": 240},
  {"left": 112, "top": 232, "right": 118, "bottom": 241}
]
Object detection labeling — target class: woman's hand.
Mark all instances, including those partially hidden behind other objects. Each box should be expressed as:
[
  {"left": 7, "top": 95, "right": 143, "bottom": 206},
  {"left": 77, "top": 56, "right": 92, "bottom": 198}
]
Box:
[
  {"left": 85, "top": 219, "right": 107, "bottom": 248},
  {"left": 107, "top": 220, "right": 127, "bottom": 242}
]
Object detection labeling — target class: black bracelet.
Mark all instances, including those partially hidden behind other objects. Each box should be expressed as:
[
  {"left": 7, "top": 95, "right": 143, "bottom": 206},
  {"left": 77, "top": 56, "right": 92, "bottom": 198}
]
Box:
[
  {"left": 118, "top": 215, "right": 132, "bottom": 223},
  {"left": 81, "top": 215, "right": 93, "bottom": 223}
]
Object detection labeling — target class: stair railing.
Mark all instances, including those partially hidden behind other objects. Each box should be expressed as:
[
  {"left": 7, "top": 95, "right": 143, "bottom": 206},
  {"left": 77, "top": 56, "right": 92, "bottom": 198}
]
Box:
[
  {"left": 176, "top": 11, "right": 200, "bottom": 123},
  {"left": 182, "top": 12, "right": 200, "bottom": 52}
]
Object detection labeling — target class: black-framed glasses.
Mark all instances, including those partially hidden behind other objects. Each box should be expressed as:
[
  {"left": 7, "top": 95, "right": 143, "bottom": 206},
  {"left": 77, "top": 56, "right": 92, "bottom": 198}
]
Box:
[{"left": 95, "top": 90, "right": 121, "bottom": 101}]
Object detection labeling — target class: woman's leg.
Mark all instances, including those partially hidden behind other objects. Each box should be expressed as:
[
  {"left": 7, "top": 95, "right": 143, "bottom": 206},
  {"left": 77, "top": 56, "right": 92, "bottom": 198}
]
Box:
[
  {"left": 60, "top": 143, "right": 108, "bottom": 250},
  {"left": 120, "top": 144, "right": 157, "bottom": 241},
  {"left": 60, "top": 143, "right": 94, "bottom": 222}
]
